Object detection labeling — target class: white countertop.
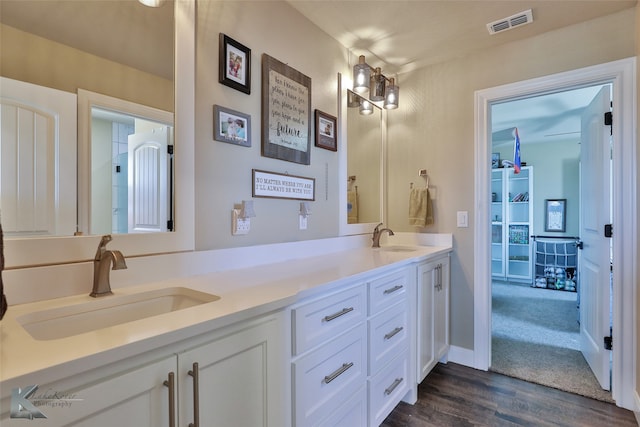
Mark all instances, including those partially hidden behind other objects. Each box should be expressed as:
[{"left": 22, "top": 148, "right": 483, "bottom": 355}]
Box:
[{"left": 0, "top": 242, "right": 451, "bottom": 390}]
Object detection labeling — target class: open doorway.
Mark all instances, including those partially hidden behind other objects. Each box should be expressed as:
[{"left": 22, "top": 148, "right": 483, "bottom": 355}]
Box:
[
  {"left": 488, "top": 84, "right": 612, "bottom": 401},
  {"left": 473, "top": 58, "right": 637, "bottom": 411}
]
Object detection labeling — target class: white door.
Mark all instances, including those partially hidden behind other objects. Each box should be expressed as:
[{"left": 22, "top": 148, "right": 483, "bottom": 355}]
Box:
[
  {"left": 0, "top": 77, "right": 76, "bottom": 236},
  {"left": 579, "top": 85, "right": 611, "bottom": 390},
  {"left": 128, "top": 126, "right": 170, "bottom": 233}
]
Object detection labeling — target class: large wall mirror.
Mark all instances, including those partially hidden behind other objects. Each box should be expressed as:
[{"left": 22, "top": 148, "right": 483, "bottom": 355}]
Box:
[
  {"left": 338, "top": 74, "right": 385, "bottom": 236},
  {"left": 1, "top": 0, "right": 195, "bottom": 267}
]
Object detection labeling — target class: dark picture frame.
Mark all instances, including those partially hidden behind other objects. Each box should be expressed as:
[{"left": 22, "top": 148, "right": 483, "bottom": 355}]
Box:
[
  {"left": 213, "top": 105, "right": 251, "bottom": 147},
  {"left": 219, "top": 33, "right": 251, "bottom": 94},
  {"left": 314, "top": 110, "right": 337, "bottom": 151},
  {"left": 492, "top": 153, "right": 500, "bottom": 168},
  {"left": 261, "top": 53, "right": 312, "bottom": 165},
  {"left": 545, "top": 199, "right": 567, "bottom": 232}
]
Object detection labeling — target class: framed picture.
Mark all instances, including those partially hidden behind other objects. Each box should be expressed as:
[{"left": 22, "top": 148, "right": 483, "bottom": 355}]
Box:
[
  {"left": 492, "top": 153, "right": 500, "bottom": 168},
  {"left": 545, "top": 199, "right": 566, "bottom": 232},
  {"left": 252, "top": 169, "right": 315, "bottom": 201},
  {"left": 314, "top": 110, "right": 337, "bottom": 151},
  {"left": 213, "top": 105, "right": 251, "bottom": 147},
  {"left": 261, "top": 53, "right": 312, "bottom": 165},
  {"left": 219, "top": 33, "right": 251, "bottom": 94}
]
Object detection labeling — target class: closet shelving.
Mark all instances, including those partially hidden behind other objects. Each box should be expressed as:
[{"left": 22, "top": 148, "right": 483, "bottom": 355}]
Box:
[{"left": 491, "top": 166, "right": 533, "bottom": 282}]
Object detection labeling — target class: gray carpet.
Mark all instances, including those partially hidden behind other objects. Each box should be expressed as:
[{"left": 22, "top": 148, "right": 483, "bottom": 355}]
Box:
[{"left": 491, "top": 282, "right": 613, "bottom": 403}]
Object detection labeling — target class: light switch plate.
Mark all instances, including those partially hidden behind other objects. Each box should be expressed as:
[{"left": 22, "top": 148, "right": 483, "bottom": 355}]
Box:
[
  {"left": 457, "top": 211, "right": 469, "bottom": 228},
  {"left": 299, "top": 215, "right": 308, "bottom": 230}
]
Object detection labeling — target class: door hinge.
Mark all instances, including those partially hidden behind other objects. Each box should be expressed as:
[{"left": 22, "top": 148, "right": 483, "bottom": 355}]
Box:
[
  {"left": 604, "top": 334, "right": 613, "bottom": 351},
  {"left": 604, "top": 224, "right": 613, "bottom": 238},
  {"left": 167, "top": 220, "right": 174, "bottom": 231},
  {"left": 604, "top": 111, "right": 612, "bottom": 135},
  {"left": 167, "top": 145, "right": 174, "bottom": 155}
]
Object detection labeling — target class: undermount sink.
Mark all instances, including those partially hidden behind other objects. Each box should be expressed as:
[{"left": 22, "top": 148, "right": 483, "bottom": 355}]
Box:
[
  {"left": 379, "top": 245, "right": 419, "bottom": 252},
  {"left": 18, "top": 287, "right": 220, "bottom": 341}
]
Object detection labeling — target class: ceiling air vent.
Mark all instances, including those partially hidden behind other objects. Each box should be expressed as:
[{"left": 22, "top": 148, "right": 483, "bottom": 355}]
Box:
[{"left": 487, "top": 9, "right": 533, "bottom": 35}]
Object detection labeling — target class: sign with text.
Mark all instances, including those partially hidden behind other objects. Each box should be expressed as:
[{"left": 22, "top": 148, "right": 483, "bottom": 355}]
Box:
[
  {"left": 261, "top": 54, "right": 311, "bottom": 165},
  {"left": 252, "top": 169, "right": 315, "bottom": 201}
]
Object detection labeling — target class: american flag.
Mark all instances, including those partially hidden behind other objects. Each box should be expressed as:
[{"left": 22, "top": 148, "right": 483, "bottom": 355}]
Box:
[{"left": 513, "top": 127, "right": 522, "bottom": 174}]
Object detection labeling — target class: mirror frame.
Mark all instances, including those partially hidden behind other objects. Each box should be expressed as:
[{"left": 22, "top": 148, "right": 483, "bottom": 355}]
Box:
[
  {"left": 338, "top": 73, "right": 387, "bottom": 236},
  {"left": 77, "top": 89, "right": 175, "bottom": 235},
  {"left": 4, "top": 0, "right": 195, "bottom": 268}
]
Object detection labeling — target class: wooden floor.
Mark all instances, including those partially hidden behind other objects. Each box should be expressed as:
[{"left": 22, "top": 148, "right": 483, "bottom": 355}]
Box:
[{"left": 381, "top": 363, "right": 637, "bottom": 427}]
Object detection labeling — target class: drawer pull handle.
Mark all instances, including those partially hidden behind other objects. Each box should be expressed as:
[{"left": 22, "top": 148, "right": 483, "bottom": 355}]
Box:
[
  {"left": 384, "top": 326, "right": 404, "bottom": 340},
  {"left": 188, "top": 362, "right": 200, "bottom": 427},
  {"left": 384, "top": 377, "right": 404, "bottom": 395},
  {"left": 323, "top": 307, "right": 354, "bottom": 322},
  {"left": 383, "top": 285, "right": 404, "bottom": 294},
  {"left": 323, "top": 362, "right": 354, "bottom": 384},
  {"left": 163, "top": 372, "right": 176, "bottom": 427}
]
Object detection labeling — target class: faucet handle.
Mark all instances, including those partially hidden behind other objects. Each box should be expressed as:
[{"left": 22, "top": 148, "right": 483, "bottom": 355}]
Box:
[
  {"left": 374, "top": 223, "right": 383, "bottom": 233},
  {"left": 95, "top": 235, "right": 113, "bottom": 260}
]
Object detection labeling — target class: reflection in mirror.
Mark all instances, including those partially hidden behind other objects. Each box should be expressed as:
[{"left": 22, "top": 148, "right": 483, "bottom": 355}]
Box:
[
  {"left": 89, "top": 105, "right": 174, "bottom": 235},
  {"left": 346, "top": 90, "right": 382, "bottom": 224},
  {"left": 0, "top": 0, "right": 174, "bottom": 237},
  {"left": 2, "top": 0, "right": 192, "bottom": 269}
]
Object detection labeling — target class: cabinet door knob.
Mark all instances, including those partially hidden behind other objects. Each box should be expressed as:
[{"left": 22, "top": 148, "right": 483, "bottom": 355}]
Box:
[
  {"left": 163, "top": 372, "right": 176, "bottom": 427},
  {"left": 188, "top": 362, "right": 200, "bottom": 427}
]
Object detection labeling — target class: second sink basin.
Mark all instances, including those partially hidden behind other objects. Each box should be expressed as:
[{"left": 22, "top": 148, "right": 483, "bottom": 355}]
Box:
[
  {"left": 18, "top": 287, "right": 220, "bottom": 341},
  {"left": 379, "top": 245, "right": 419, "bottom": 252}
]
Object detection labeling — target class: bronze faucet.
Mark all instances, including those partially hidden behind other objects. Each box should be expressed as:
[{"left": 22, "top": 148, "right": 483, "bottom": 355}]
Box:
[
  {"left": 90, "top": 235, "right": 127, "bottom": 297},
  {"left": 372, "top": 223, "right": 394, "bottom": 248}
]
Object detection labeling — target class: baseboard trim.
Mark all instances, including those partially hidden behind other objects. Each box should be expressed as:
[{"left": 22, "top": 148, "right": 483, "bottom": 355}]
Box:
[
  {"left": 634, "top": 391, "right": 640, "bottom": 425},
  {"left": 447, "top": 345, "right": 476, "bottom": 368}
]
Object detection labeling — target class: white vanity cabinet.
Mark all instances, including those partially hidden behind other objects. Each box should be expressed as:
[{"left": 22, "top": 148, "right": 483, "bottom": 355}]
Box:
[
  {"left": 1, "top": 356, "right": 176, "bottom": 427},
  {"left": 366, "top": 268, "right": 414, "bottom": 427},
  {"left": 290, "top": 266, "right": 415, "bottom": 427},
  {"left": 1, "top": 312, "right": 286, "bottom": 427},
  {"left": 417, "top": 254, "right": 451, "bottom": 383},
  {"left": 291, "top": 283, "right": 368, "bottom": 427},
  {"left": 177, "top": 312, "right": 287, "bottom": 427}
]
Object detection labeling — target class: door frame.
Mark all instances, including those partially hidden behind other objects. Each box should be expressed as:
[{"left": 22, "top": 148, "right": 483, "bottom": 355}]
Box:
[{"left": 473, "top": 58, "right": 637, "bottom": 410}]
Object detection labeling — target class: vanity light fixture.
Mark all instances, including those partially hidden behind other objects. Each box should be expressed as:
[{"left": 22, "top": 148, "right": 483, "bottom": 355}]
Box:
[
  {"left": 351, "top": 55, "right": 399, "bottom": 109},
  {"left": 384, "top": 78, "right": 399, "bottom": 110},
  {"left": 353, "top": 55, "right": 371, "bottom": 94},
  {"left": 359, "top": 99, "right": 374, "bottom": 116}
]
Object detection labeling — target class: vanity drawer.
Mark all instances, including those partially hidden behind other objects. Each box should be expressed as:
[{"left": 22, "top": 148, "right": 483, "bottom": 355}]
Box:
[
  {"left": 317, "top": 385, "right": 367, "bottom": 427},
  {"left": 368, "top": 301, "right": 408, "bottom": 374},
  {"left": 368, "top": 353, "right": 410, "bottom": 427},
  {"left": 293, "top": 323, "right": 367, "bottom": 427},
  {"left": 292, "top": 283, "right": 366, "bottom": 355},
  {"left": 368, "top": 269, "right": 407, "bottom": 315}
]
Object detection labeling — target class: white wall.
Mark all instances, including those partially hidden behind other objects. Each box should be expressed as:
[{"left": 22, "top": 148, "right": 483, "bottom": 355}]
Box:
[
  {"left": 386, "top": 8, "right": 636, "bottom": 350},
  {"left": 194, "top": 1, "right": 349, "bottom": 250}
]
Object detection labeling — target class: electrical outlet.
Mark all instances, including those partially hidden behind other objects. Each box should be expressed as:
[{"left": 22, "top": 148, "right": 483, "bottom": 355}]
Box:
[
  {"left": 299, "top": 215, "right": 308, "bottom": 230},
  {"left": 232, "top": 210, "right": 250, "bottom": 235}
]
